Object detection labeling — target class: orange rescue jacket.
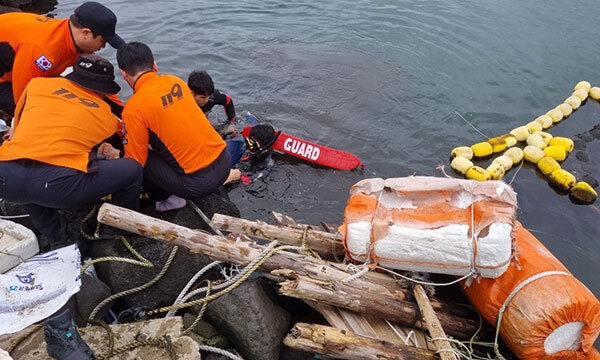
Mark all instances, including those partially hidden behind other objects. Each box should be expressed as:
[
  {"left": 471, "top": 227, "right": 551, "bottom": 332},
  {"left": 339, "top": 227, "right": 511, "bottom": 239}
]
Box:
[
  {"left": 0, "top": 77, "right": 120, "bottom": 172},
  {"left": 0, "top": 13, "right": 78, "bottom": 105},
  {"left": 122, "top": 72, "right": 226, "bottom": 174}
]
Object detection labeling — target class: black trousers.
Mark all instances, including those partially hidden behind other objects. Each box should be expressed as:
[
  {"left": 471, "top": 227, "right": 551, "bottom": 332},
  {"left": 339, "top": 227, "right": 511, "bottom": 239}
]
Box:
[
  {"left": 0, "top": 158, "right": 142, "bottom": 246},
  {"left": 143, "top": 149, "right": 231, "bottom": 201},
  {"left": 0, "top": 81, "right": 14, "bottom": 118}
]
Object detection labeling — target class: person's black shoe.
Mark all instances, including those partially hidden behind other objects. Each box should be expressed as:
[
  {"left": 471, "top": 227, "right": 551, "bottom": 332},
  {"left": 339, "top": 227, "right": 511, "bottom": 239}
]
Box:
[{"left": 44, "top": 309, "right": 95, "bottom": 360}]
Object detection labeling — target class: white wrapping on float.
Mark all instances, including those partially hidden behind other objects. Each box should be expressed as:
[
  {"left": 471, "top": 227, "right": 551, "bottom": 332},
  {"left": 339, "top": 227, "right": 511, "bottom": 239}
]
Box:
[{"left": 342, "top": 176, "right": 517, "bottom": 278}]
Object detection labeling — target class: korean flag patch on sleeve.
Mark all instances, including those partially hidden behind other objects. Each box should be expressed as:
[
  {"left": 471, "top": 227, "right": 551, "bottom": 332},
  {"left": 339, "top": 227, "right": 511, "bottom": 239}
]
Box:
[{"left": 34, "top": 55, "right": 53, "bottom": 72}]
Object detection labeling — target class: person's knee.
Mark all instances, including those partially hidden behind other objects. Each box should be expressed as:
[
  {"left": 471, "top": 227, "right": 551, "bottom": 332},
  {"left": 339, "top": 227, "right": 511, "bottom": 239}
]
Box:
[{"left": 119, "top": 158, "right": 143, "bottom": 185}]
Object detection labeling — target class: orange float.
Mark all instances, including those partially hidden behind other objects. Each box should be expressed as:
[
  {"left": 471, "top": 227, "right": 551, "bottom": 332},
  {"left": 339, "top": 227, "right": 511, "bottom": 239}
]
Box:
[{"left": 462, "top": 223, "right": 600, "bottom": 359}]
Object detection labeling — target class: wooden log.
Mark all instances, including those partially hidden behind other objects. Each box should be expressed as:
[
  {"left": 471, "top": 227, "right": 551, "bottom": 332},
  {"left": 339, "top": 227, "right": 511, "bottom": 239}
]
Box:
[
  {"left": 283, "top": 323, "right": 437, "bottom": 360},
  {"left": 276, "top": 270, "right": 478, "bottom": 341},
  {"left": 211, "top": 213, "right": 344, "bottom": 258},
  {"left": 97, "top": 203, "right": 480, "bottom": 339},
  {"left": 307, "top": 301, "right": 434, "bottom": 349},
  {"left": 213, "top": 212, "right": 473, "bottom": 320},
  {"left": 414, "top": 284, "right": 458, "bottom": 360}
]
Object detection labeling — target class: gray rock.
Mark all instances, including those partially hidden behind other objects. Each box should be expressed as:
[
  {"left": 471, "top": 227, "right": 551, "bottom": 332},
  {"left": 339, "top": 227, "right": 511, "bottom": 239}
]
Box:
[
  {"left": 204, "top": 278, "right": 292, "bottom": 360},
  {"left": 88, "top": 236, "right": 217, "bottom": 310},
  {"left": 86, "top": 194, "right": 240, "bottom": 310},
  {"left": 75, "top": 273, "right": 112, "bottom": 324}
]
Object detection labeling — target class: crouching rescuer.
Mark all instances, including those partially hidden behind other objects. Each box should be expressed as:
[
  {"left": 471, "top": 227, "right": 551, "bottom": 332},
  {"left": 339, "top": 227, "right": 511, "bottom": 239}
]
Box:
[
  {"left": 117, "top": 42, "right": 231, "bottom": 212},
  {"left": 0, "top": 55, "right": 142, "bottom": 250}
]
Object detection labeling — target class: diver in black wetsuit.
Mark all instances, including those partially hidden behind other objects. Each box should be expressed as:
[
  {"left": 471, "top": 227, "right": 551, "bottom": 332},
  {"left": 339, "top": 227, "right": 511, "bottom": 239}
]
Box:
[{"left": 188, "top": 70, "right": 236, "bottom": 124}]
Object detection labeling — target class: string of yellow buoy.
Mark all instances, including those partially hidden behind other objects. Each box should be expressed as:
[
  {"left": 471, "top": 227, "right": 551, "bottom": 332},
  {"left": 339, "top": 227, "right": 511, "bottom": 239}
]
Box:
[{"left": 450, "top": 81, "right": 599, "bottom": 204}]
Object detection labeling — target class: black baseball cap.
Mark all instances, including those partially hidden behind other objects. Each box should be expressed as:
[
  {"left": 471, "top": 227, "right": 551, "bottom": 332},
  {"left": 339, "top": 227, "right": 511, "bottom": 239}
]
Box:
[
  {"left": 65, "top": 54, "right": 121, "bottom": 94},
  {"left": 74, "top": 2, "right": 125, "bottom": 49}
]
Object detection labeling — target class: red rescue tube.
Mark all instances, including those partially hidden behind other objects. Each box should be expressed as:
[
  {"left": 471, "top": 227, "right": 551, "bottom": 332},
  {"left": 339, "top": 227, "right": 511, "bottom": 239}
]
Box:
[{"left": 242, "top": 126, "right": 363, "bottom": 170}]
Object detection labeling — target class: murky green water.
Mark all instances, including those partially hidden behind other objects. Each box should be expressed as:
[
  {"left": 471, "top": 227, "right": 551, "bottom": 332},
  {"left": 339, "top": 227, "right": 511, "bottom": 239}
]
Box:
[{"left": 41, "top": 0, "right": 600, "bottom": 298}]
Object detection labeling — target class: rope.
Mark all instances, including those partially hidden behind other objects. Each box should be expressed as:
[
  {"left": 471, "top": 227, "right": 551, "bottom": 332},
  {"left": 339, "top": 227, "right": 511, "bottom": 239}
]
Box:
[
  {"left": 181, "top": 279, "right": 211, "bottom": 336},
  {"left": 6, "top": 323, "right": 43, "bottom": 354},
  {"left": 385, "top": 319, "right": 418, "bottom": 347},
  {"left": 376, "top": 266, "right": 474, "bottom": 287},
  {"left": 491, "top": 270, "right": 571, "bottom": 360},
  {"left": 89, "top": 245, "right": 179, "bottom": 320},
  {"left": 166, "top": 260, "right": 222, "bottom": 317},
  {"left": 187, "top": 200, "right": 224, "bottom": 236},
  {"left": 147, "top": 241, "right": 294, "bottom": 316},
  {"left": 299, "top": 225, "right": 321, "bottom": 259},
  {"left": 167, "top": 241, "right": 279, "bottom": 316},
  {"left": 198, "top": 345, "right": 244, "bottom": 360},
  {"left": 80, "top": 235, "right": 154, "bottom": 276},
  {"left": 0, "top": 214, "right": 30, "bottom": 219},
  {"left": 341, "top": 265, "right": 370, "bottom": 283},
  {"left": 85, "top": 318, "right": 116, "bottom": 355},
  {"left": 509, "top": 160, "right": 524, "bottom": 185},
  {"left": 95, "top": 335, "right": 177, "bottom": 360},
  {"left": 454, "top": 111, "right": 489, "bottom": 139}
]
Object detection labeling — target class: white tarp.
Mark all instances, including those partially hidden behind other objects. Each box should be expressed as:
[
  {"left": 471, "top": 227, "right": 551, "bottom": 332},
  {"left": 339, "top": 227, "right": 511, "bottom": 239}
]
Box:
[{"left": 0, "top": 245, "right": 81, "bottom": 335}]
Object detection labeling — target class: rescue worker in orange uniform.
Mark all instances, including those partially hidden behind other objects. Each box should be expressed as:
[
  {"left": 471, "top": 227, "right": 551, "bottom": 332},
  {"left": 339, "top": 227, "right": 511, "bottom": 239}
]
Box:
[
  {"left": 0, "top": 1, "right": 125, "bottom": 120},
  {"left": 0, "top": 55, "right": 142, "bottom": 249},
  {"left": 116, "top": 42, "right": 231, "bottom": 212}
]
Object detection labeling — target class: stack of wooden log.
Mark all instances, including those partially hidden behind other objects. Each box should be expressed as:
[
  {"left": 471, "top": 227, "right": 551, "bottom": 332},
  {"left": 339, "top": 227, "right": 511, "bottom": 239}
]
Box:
[{"left": 98, "top": 203, "right": 488, "bottom": 360}]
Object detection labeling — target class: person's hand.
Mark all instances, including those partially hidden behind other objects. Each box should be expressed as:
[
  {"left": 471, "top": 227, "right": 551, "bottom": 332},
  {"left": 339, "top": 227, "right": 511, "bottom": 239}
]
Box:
[
  {"left": 224, "top": 169, "right": 241, "bottom": 184},
  {"left": 3, "top": 127, "right": 14, "bottom": 141},
  {"left": 98, "top": 143, "right": 120, "bottom": 159}
]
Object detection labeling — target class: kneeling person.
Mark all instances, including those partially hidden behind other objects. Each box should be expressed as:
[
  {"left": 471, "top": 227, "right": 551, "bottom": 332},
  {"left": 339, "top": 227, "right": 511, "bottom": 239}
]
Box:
[
  {"left": 117, "top": 42, "right": 230, "bottom": 211},
  {"left": 0, "top": 55, "right": 142, "bottom": 249}
]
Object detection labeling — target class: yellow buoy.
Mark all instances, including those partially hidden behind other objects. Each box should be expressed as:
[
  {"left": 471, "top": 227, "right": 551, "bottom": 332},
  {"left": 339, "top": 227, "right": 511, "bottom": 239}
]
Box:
[
  {"left": 492, "top": 155, "right": 513, "bottom": 171},
  {"left": 450, "top": 146, "right": 473, "bottom": 160},
  {"left": 471, "top": 142, "right": 493, "bottom": 158},
  {"left": 573, "top": 89, "right": 589, "bottom": 102},
  {"left": 549, "top": 169, "right": 576, "bottom": 190},
  {"left": 548, "top": 137, "right": 574, "bottom": 153},
  {"left": 570, "top": 182, "right": 598, "bottom": 203},
  {"left": 451, "top": 157, "right": 474, "bottom": 175},
  {"left": 544, "top": 145, "right": 567, "bottom": 161},
  {"left": 504, "top": 147, "right": 524, "bottom": 164},
  {"left": 486, "top": 163, "right": 505, "bottom": 180},
  {"left": 565, "top": 96, "right": 582, "bottom": 110},
  {"left": 510, "top": 126, "right": 532, "bottom": 142},
  {"left": 537, "top": 157, "right": 560, "bottom": 177},
  {"left": 526, "top": 133, "right": 547, "bottom": 149},
  {"left": 487, "top": 137, "right": 507, "bottom": 153},
  {"left": 526, "top": 121, "right": 543, "bottom": 133},
  {"left": 534, "top": 115, "right": 553, "bottom": 129},
  {"left": 466, "top": 166, "right": 491, "bottom": 181},
  {"left": 537, "top": 131, "right": 553, "bottom": 144},
  {"left": 574, "top": 81, "right": 591, "bottom": 92},
  {"left": 523, "top": 145, "right": 545, "bottom": 163},
  {"left": 546, "top": 108, "right": 564, "bottom": 123},
  {"left": 500, "top": 134, "right": 517, "bottom": 147},
  {"left": 556, "top": 103, "right": 573, "bottom": 117},
  {"left": 590, "top": 87, "right": 600, "bottom": 100}
]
